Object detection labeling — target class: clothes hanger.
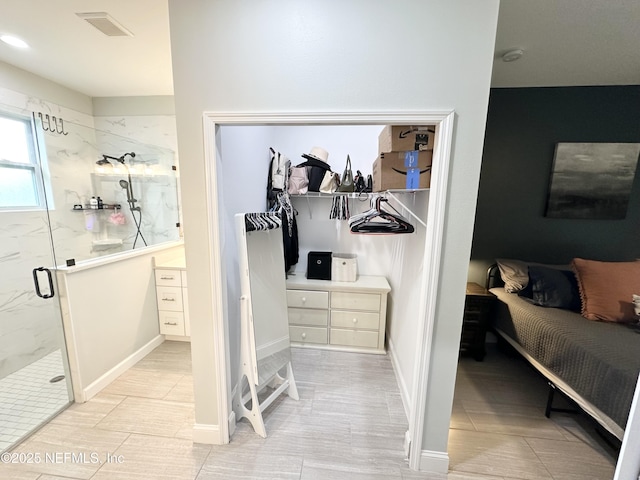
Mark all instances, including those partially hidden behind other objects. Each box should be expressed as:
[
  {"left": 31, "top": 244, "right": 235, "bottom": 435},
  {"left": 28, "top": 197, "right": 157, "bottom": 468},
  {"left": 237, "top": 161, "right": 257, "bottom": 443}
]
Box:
[{"left": 349, "top": 197, "right": 414, "bottom": 235}]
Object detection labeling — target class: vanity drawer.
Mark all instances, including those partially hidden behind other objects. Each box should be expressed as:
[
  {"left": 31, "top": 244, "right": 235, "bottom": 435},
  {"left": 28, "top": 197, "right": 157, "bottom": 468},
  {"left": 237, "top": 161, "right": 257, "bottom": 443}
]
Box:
[
  {"left": 180, "top": 270, "right": 188, "bottom": 287},
  {"left": 155, "top": 269, "right": 182, "bottom": 287},
  {"left": 331, "top": 310, "right": 380, "bottom": 330},
  {"left": 289, "top": 325, "right": 328, "bottom": 344},
  {"left": 286, "top": 290, "right": 329, "bottom": 309},
  {"left": 158, "top": 311, "right": 185, "bottom": 336},
  {"left": 330, "top": 328, "right": 379, "bottom": 349},
  {"left": 156, "top": 286, "right": 184, "bottom": 312},
  {"left": 288, "top": 307, "right": 328, "bottom": 327},
  {"left": 331, "top": 292, "right": 380, "bottom": 312}
]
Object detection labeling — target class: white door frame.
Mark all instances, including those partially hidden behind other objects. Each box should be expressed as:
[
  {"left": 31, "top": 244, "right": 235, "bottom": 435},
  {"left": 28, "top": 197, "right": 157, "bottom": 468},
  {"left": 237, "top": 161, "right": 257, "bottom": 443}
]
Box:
[{"left": 202, "top": 110, "right": 455, "bottom": 470}]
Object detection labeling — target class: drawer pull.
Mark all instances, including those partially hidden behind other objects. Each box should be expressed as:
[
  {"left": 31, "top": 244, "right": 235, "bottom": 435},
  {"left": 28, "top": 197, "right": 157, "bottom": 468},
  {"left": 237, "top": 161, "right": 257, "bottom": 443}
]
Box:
[
  {"left": 164, "top": 322, "right": 178, "bottom": 326},
  {"left": 162, "top": 297, "right": 176, "bottom": 302},
  {"left": 301, "top": 297, "right": 306, "bottom": 303},
  {"left": 352, "top": 318, "right": 358, "bottom": 324},
  {"left": 160, "top": 276, "right": 175, "bottom": 280},
  {"left": 301, "top": 332, "right": 307, "bottom": 339}
]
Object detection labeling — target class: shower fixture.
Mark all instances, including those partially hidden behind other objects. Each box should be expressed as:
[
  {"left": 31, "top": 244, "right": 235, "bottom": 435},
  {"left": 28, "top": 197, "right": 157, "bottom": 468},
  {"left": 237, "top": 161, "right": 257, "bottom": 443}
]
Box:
[
  {"left": 95, "top": 152, "right": 147, "bottom": 249},
  {"left": 118, "top": 179, "right": 137, "bottom": 208},
  {"left": 97, "top": 152, "right": 136, "bottom": 165}
]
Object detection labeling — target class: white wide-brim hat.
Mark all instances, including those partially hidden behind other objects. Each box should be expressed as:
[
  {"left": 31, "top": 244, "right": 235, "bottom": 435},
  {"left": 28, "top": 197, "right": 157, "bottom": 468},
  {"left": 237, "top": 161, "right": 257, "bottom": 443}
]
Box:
[{"left": 302, "top": 146, "right": 329, "bottom": 164}]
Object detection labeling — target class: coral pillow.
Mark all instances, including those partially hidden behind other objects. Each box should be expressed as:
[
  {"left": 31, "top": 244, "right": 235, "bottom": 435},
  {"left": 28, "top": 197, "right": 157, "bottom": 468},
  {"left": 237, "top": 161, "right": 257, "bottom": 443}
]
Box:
[{"left": 572, "top": 258, "right": 640, "bottom": 323}]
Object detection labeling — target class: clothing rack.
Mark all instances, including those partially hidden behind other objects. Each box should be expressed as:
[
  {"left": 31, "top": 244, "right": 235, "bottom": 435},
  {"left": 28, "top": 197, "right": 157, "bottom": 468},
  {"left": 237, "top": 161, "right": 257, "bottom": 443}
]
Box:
[{"left": 384, "top": 192, "right": 427, "bottom": 228}]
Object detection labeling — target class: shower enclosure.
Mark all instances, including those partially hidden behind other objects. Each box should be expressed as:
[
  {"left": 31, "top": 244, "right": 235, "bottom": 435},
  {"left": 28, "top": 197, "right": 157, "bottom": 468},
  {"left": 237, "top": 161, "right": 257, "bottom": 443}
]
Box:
[{"left": 0, "top": 103, "right": 180, "bottom": 452}]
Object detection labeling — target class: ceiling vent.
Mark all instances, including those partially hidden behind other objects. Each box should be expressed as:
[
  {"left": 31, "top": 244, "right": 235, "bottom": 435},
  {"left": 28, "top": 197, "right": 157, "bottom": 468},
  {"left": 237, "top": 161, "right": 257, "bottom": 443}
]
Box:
[{"left": 76, "top": 12, "right": 134, "bottom": 37}]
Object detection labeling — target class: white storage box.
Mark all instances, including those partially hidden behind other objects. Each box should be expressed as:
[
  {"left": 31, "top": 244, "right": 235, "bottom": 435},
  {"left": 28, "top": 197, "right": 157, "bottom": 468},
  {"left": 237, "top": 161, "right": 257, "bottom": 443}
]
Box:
[{"left": 332, "top": 254, "right": 357, "bottom": 282}]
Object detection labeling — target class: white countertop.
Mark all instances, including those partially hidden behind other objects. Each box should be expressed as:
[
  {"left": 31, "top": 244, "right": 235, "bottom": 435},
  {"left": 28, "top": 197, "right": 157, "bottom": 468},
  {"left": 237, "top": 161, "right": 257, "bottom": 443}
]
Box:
[
  {"left": 286, "top": 274, "right": 390, "bottom": 293},
  {"left": 154, "top": 257, "right": 186, "bottom": 270}
]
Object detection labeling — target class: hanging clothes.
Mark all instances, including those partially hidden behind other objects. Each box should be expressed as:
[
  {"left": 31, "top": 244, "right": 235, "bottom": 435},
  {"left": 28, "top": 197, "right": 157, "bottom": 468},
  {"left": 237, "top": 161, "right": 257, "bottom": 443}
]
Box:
[
  {"left": 267, "top": 148, "right": 291, "bottom": 210},
  {"left": 271, "top": 192, "right": 299, "bottom": 272},
  {"left": 329, "top": 195, "right": 350, "bottom": 220}
]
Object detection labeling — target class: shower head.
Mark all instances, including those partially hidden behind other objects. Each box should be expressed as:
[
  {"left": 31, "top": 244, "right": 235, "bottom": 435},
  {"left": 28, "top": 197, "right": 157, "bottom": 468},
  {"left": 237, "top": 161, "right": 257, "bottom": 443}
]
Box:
[
  {"left": 116, "top": 152, "right": 136, "bottom": 164},
  {"left": 98, "top": 152, "right": 136, "bottom": 165},
  {"left": 119, "top": 179, "right": 136, "bottom": 204}
]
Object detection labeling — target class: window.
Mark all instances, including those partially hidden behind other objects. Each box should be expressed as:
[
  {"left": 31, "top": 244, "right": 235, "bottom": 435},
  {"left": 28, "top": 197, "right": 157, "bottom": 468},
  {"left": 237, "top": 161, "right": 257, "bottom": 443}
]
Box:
[{"left": 0, "top": 112, "right": 45, "bottom": 209}]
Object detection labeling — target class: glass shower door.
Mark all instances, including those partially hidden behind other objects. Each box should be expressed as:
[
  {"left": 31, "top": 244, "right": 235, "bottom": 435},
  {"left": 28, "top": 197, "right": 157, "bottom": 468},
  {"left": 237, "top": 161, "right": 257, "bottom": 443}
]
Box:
[{"left": 0, "top": 108, "right": 73, "bottom": 452}]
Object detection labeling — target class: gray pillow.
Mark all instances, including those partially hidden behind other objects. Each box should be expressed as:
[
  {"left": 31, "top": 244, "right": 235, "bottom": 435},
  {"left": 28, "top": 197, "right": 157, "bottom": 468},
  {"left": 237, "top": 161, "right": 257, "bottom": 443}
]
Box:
[
  {"left": 496, "top": 258, "right": 571, "bottom": 293},
  {"left": 518, "top": 265, "right": 581, "bottom": 311}
]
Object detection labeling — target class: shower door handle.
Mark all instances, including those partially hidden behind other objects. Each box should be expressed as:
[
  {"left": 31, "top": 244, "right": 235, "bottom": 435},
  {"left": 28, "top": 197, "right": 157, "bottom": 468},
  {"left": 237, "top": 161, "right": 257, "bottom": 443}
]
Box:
[{"left": 32, "top": 267, "right": 55, "bottom": 299}]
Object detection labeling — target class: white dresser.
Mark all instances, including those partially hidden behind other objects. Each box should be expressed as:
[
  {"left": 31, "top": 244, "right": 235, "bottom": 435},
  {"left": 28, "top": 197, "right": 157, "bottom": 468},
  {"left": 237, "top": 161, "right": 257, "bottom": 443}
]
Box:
[
  {"left": 285, "top": 275, "right": 390, "bottom": 354},
  {"left": 154, "top": 261, "right": 190, "bottom": 340}
]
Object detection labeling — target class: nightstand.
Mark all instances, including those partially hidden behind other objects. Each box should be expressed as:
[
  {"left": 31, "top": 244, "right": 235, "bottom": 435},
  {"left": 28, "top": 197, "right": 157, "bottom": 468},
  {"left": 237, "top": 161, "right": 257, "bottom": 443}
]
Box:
[{"left": 460, "top": 282, "right": 495, "bottom": 361}]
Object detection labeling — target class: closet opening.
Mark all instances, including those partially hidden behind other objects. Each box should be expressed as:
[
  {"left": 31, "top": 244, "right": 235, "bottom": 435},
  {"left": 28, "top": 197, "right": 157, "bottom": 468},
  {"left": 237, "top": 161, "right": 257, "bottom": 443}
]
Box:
[{"left": 202, "top": 111, "right": 454, "bottom": 471}]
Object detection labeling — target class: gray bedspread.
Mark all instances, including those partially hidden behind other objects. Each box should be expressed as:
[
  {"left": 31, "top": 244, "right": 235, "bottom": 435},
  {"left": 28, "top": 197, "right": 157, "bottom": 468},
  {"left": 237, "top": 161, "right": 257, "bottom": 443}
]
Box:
[{"left": 491, "top": 287, "right": 640, "bottom": 433}]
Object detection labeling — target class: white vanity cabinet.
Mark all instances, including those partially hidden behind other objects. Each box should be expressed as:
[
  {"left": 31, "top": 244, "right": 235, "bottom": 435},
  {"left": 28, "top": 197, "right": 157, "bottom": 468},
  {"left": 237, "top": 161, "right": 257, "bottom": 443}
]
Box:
[
  {"left": 285, "top": 275, "right": 390, "bottom": 354},
  {"left": 154, "top": 267, "right": 190, "bottom": 339}
]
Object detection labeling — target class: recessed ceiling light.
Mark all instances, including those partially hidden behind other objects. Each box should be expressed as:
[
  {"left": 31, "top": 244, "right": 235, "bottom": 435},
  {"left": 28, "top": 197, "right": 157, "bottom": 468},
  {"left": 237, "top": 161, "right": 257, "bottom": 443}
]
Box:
[
  {"left": 502, "top": 49, "right": 524, "bottom": 62},
  {"left": 0, "top": 35, "right": 29, "bottom": 49}
]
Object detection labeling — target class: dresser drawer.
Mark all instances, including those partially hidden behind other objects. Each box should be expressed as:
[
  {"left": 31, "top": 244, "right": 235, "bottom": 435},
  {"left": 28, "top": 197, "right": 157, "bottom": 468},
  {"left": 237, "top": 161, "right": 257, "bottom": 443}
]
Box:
[
  {"left": 286, "top": 290, "right": 329, "bottom": 309},
  {"left": 288, "top": 307, "right": 328, "bottom": 327},
  {"left": 156, "top": 286, "right": 184, "bottom": 312},
  {"left": 289, "top": 325, "right": 328, "bottom": 344},
  {"left": 331, "top": 292, "right": 380, "bottom": 311},
  {"left": 331, "top": 310, "right": 380, "bottom": 330},
  {"left": 330, "top": 328, "right": 379, "bottom": 349},
  {"left": 155, "top": 269, "right": 182, "bottom": 287},
  {"left": 158, "top": 310, "right": 185, "bottom": 336}
]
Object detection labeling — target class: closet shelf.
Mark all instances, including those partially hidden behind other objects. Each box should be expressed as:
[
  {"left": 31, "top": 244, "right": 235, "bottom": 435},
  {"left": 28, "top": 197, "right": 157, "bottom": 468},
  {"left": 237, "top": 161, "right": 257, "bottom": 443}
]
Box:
[{"left": 290, "top": 189, "right": 428, "bottom": 198}]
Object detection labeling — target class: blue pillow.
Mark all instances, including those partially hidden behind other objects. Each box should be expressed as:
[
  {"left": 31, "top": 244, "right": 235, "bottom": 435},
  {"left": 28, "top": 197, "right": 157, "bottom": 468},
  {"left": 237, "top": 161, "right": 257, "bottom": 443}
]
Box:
[{"left": 518, "top": 265, "right": 581, "bottom": 311}]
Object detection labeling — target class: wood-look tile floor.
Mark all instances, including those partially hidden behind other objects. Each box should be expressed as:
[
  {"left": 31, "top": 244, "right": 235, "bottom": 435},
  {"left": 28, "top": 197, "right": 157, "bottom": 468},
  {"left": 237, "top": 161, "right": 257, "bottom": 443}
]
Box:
[
  {"left": 450, "top": 344, "right": 619, "bottom": 480},
  {"left": 0, "top": 341, "right": 619, "bottom": 479}
]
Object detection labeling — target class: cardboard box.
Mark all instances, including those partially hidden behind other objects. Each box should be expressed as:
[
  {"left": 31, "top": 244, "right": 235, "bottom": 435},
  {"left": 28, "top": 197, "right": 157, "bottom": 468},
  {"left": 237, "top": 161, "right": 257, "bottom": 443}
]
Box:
[
  {"left": 372, "top": 150, "right": 432, "bottom": 191},
  {"left": 378, "top": 125, "right": 436, "bottom": 153}
]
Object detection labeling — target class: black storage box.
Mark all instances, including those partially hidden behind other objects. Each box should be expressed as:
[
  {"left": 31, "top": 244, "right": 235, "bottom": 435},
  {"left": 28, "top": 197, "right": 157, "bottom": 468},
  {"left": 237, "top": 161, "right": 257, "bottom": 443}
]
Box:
[{"left": 307, "top": 251, "right": 332, "bottom": 280}]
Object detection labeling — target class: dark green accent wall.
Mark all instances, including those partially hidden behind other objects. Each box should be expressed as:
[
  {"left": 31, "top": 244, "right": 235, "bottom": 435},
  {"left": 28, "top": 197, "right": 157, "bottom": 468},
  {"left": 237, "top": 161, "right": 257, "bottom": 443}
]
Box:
[{"left": 471, "top": 86, "right": 640, "bottom": 266}]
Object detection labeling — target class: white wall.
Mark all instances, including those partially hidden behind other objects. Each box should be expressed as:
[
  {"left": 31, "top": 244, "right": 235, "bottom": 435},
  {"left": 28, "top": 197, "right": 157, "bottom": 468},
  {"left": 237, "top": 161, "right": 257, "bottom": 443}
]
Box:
[
  {"left": 57, "top": 243, "right": 184, "bottom": 401},
  {"left": 168, "top": 0, "right": 499, "bottom": 466},
  {"left": 217, "top": 125, "right": 276, "bottom": 397},
  {"left": 0, "top": 61, "right": 93, "bottom": 116},
  {"left": 271, "top": 125, "right": 384, "bottom": 175}
]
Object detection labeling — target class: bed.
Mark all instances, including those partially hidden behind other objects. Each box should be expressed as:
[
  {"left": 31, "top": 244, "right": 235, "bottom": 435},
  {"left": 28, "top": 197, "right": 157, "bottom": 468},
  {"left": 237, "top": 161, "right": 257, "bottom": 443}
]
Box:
[{"left": 486, "top": 262, "right": 640, "bottom": 440}]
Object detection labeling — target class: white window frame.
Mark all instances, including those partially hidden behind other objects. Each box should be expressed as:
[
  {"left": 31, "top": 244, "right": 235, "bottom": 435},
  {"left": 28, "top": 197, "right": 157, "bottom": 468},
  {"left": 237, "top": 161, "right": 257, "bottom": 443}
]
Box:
[{"left": 0, "top": 111, "right": 48, "bottom": 211}]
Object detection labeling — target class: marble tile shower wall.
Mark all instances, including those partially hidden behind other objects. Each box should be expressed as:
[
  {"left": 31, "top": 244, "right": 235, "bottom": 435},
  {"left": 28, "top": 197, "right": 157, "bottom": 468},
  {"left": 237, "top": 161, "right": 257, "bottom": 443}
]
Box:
[
  {"left": 0, "top": 86, "right": 180, "bottom": 378},
  {"left": 93, "top": 115, "right": 181, "bottom": 250},
  {"left": 94, "top": 115, "right": 181, "bottom": 247},
  {"left": 0, "top": 86, "right": 97, "bottom": 379}
]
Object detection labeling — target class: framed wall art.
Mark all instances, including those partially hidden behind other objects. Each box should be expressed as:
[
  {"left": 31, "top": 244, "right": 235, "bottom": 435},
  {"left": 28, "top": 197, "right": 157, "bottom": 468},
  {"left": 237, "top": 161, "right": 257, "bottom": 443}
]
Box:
[{"left": 545, "top": 142, "right": 640, "bottom": 219}]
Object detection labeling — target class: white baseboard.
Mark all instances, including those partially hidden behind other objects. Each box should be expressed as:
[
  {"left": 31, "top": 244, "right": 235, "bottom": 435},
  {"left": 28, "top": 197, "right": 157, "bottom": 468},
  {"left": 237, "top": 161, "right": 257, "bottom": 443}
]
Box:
[
  {"left": 419, "top": 449, "right": 449, "bottom": 474},
  {"left": 192, "top": 423, "right": 223, "bottom": 445},
  {"left": 388, "top": 337, "right": 411, "bottom": 421},
  {"left": 79, "top": 335, "right": 164, "bottom": 402},
  {"left": 164, "top": 334, "right": 191, "bottom": 342}
]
